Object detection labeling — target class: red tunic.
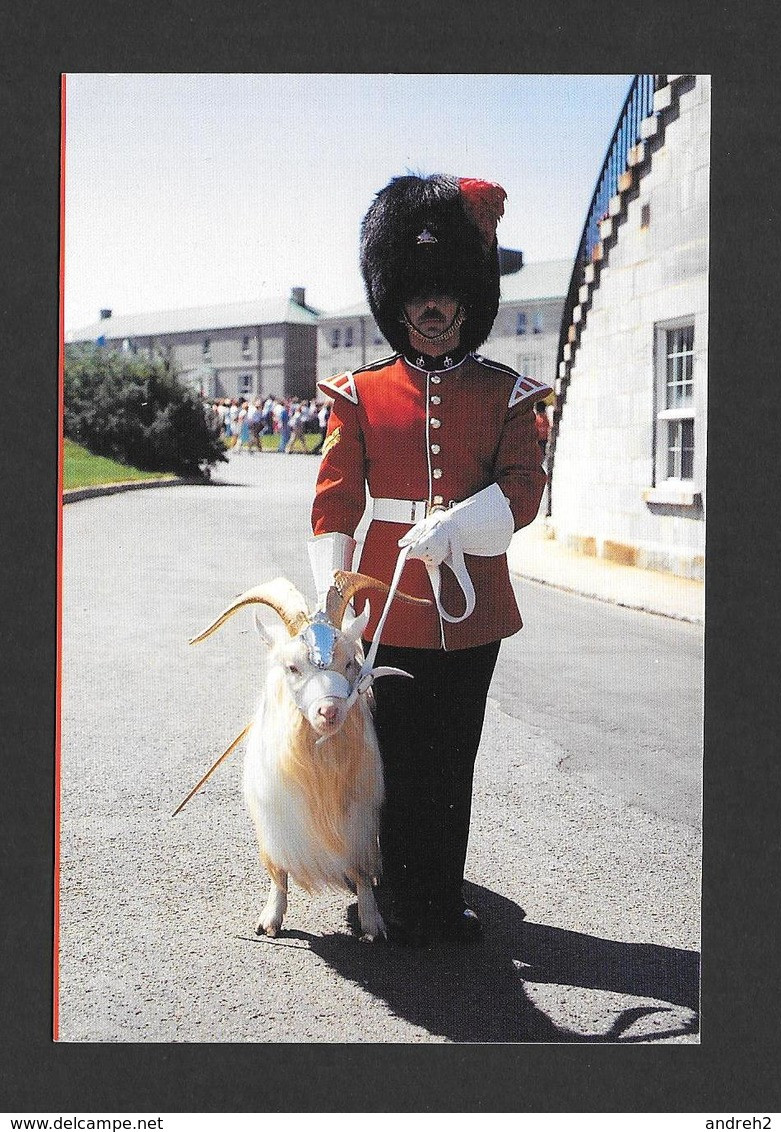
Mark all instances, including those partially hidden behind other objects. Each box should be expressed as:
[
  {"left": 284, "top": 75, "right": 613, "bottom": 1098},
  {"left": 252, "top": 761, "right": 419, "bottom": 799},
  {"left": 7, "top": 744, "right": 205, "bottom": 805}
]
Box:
[{"left": 312, "top": 351, "right": 550, "bottom": 650}]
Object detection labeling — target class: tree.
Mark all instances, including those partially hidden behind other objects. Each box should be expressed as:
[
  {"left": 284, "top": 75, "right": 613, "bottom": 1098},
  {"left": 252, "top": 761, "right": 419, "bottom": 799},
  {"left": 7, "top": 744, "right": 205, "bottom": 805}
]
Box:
[{"left": 64, "top": 345, "right": 226, "bottom": 477}]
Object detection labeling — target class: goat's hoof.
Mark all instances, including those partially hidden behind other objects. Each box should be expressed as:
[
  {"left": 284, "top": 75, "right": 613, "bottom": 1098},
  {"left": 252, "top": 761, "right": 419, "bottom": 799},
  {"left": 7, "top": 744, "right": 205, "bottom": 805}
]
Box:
[{"left": 357, "top": 914, "right": 384, "bottom": 941}]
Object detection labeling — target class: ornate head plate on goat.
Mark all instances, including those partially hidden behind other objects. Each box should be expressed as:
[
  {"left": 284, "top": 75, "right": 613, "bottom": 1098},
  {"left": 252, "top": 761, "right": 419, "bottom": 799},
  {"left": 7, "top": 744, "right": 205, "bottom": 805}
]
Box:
[{"left": 189, "top": 570, "right": 429, "bottom": 741}]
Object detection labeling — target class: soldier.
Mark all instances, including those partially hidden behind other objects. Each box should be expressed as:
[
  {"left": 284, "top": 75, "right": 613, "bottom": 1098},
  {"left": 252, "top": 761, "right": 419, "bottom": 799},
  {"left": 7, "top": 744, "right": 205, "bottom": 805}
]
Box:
[{"left": 309, "top": 174, "right": 551, "bottom": 946}]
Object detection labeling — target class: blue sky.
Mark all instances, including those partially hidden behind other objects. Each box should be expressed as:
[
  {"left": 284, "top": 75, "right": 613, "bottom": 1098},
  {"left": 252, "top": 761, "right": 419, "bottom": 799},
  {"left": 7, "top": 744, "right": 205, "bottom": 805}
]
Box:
[{"left": 64, "top": 73, "right": 632, "bottom": 332}]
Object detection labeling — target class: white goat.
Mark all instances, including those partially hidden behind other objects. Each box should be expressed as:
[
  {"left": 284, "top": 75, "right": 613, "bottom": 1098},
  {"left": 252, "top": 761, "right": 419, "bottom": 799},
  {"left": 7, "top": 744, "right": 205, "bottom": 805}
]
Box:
[{"left": 187, "top": 570, "right": 426, "bottom": 941}]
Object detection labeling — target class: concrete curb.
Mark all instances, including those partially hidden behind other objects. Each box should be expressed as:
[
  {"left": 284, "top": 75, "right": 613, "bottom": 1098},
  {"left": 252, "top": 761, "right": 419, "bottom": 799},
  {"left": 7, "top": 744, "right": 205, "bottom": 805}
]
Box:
[
  {"left": 508, "top": 522, "right": 705, "bottom": 625},
  {"left": 63, "top": 476, "right": 204, "bottom": 503},
  {"left": 510, "top": 564, "right": 705, "bottom": 624}
]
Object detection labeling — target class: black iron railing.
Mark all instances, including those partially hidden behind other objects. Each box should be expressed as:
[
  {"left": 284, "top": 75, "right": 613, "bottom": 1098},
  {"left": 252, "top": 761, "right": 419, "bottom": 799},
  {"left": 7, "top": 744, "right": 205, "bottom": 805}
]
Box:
[{"left": 547, "top": 74, "right": 668, "bottom": 515}]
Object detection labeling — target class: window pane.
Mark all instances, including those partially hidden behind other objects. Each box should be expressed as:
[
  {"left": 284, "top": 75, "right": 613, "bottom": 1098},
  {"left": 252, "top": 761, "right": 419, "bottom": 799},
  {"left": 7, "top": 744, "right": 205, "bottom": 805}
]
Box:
[
  {"left": 666, "top": 422, "right": 679, "bottom": 478},
  {"left": 681, "top": 419, "right": 694, "bottom": 479},
  {"left": 666, "top": 325, "right": 694, "bottom": 408},
  {"left": 666, "top": 418, "right": 695, "bottom": 480}
]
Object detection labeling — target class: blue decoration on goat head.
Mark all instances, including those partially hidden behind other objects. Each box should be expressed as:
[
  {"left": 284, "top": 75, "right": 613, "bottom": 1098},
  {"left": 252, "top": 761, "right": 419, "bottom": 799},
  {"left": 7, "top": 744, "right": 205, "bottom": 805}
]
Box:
[{"left": 302, "top": 612, "right": 338, "bottom": 669}]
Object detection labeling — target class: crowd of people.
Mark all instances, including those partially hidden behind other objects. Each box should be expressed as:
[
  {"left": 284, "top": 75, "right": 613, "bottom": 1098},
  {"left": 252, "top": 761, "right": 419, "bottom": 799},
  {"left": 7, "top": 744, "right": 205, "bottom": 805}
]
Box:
[{"left": 202, "top": 395, "right": 331, "bottom": 455}]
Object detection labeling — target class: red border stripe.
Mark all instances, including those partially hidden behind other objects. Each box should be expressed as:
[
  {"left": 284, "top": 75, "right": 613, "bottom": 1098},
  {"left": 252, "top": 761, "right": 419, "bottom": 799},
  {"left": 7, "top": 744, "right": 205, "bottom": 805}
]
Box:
[{"left": 53, "top": 72, "right": 66, "bottom": 1043}]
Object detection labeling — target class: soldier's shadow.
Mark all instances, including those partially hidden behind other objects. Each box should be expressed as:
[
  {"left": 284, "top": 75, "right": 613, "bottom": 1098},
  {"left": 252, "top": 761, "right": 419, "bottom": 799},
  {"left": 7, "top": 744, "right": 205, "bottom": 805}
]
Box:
[{"left": 301, "top": 883, "right": 700, "bottom": 1043}]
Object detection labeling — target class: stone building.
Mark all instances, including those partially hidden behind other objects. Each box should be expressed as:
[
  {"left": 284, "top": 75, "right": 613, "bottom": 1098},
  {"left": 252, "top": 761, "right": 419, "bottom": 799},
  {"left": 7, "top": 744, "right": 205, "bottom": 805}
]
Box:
[
  {"left": 548, "top": 74, "right": 709, "bottom": 580},
  {"left": 487, "top": 258, "right": 571, "bottom": 390},
  {"left": 69, "top": 258, "right": 570, "bottom": 407},
  {"left": 67, "top": 287, "right": 319, "bottom": 401},
  {"left": 316, "top": 257, "right": 571, "bottom": 391}
]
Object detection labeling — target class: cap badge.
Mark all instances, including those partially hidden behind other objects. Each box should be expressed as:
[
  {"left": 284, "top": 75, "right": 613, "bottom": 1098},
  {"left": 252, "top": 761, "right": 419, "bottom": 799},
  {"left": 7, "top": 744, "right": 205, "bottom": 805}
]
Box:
[
  {"left": 416, "top": 228, "right": 438, "bottom": 244},
  {"left": 443, "top": 355, "right": 453, "bottom": 368}
]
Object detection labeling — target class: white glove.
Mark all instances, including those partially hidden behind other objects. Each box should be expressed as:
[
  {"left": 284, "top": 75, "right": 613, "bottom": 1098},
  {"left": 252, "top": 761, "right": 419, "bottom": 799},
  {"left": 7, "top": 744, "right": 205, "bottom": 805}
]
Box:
[
  {"left": 307, "top": 532, "right": 357, "bottom": 608},
  {"left": 398, "top": 512, "right": 451, "bottom": 566},
  {"left": 446, "top": 483, "right": 515, "bottom": 555},
  {"left": 398, "top": 485, "right": 514, "bottom": 623}
]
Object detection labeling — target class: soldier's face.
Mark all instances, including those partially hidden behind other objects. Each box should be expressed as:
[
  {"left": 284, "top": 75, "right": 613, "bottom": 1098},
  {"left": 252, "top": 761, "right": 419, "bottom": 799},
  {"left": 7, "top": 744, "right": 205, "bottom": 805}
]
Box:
[{"left": 403, "top": 294, "right": 462, "bottom": 338}]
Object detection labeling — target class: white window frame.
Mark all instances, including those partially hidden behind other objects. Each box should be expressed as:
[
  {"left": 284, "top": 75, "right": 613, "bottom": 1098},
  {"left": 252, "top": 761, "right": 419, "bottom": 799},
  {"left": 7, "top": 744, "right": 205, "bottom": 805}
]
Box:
[
  {"left": 241, "top": 334, "right": 251, "bottom": 359},
  {"left": 331, "top": 328, "right": 340, "bottom": 349},
  {"left": 344, "top": 326, "right": 354, "bottom": 348},
  {"left": 653, "top": 318, "right": 697, "bottom": 489},
  {"left": 516, "top": 310, "right": 527, "bottom": 336},
  {"left": 239, "top": 373, "right": 252, "bottom": 397}
]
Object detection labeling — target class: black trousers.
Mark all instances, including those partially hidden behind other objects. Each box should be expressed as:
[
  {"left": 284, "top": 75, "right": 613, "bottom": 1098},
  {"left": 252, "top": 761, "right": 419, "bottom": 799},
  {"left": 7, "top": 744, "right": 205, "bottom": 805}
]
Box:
[{"left": 367, "top": 639, "right": 501, "bottom": 926}]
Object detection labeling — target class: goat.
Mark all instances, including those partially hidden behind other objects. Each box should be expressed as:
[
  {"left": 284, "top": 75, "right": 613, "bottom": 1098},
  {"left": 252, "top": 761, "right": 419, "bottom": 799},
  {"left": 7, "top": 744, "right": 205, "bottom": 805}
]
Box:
[{"left": 187, "top": 570, "right": 427, "bottom": 941}]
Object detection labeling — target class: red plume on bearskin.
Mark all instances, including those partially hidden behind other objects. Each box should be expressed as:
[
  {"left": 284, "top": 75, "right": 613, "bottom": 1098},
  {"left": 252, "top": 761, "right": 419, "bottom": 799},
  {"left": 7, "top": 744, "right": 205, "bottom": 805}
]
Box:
[
  {"left": 458, "top": 179, "right": 507, "bottom": 248},
  {"left": 359, "top": 173, "right": 506, "bottom": 354}
]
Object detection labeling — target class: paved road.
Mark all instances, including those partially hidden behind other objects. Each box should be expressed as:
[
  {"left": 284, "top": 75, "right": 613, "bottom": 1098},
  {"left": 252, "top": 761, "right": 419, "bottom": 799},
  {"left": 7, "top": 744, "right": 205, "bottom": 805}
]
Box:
[{"left": 59, "top": 450, "right": 702, "bottom": 1043}]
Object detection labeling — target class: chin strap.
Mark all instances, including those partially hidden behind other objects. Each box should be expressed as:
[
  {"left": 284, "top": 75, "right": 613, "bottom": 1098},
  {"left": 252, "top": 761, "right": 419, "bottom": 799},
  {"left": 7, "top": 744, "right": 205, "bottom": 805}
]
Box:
[{"left": 401, "top": 306, "right": 466, "bottom": 344}]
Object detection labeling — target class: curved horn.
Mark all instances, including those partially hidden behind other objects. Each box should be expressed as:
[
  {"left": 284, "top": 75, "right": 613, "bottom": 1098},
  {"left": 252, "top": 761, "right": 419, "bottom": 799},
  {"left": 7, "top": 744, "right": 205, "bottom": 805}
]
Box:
[
  {"left": 329, "top": 569, "right": 431, "bottom": 628},
  {"left": 189, "top": 578, "right": 310, "bottom": 644}
]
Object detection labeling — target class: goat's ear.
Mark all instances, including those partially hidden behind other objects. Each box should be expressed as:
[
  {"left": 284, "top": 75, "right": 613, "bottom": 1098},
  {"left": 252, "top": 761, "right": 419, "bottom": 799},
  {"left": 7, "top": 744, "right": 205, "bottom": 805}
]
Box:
[
  {"left": 253, "top": 611, "right": 274, "bottom": 648},
  {"left": 343, "top": 600, "right": 370, "bottom": 641}
]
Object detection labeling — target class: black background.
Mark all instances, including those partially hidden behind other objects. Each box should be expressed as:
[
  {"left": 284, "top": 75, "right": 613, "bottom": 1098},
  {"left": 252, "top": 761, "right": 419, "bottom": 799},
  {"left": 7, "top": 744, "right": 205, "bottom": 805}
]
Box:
[{"left": 2, "top": 0, "right": 780, "bottom": 1113}]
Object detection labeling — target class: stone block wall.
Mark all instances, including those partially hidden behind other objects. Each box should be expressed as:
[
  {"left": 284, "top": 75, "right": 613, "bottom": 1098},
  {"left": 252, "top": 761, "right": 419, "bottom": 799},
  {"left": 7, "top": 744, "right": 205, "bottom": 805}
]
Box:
[{"left": 550, "top": 76, "right": 710, "bottom": 580}]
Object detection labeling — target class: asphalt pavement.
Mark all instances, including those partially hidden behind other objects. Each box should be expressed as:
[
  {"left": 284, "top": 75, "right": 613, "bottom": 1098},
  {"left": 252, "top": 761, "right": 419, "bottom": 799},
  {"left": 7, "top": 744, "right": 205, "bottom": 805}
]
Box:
[{"left": 58, "top": 448, "right": 703, "bottom": 1043}]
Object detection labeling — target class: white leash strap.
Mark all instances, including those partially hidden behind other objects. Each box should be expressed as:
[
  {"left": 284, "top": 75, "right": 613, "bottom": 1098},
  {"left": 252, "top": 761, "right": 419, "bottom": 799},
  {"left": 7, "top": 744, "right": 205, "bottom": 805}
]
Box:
[
  {"left": 344, "top": 533, "right": 478, "bottom": 719},
  {"left": 363, "top": 534, "right": 476, "bottom": 674},
  {"left": 424, "top": 542, "right": 476, "bottom": 624},
  {"left": 361, "top": 542, "right": 414, "bottom": 676}
]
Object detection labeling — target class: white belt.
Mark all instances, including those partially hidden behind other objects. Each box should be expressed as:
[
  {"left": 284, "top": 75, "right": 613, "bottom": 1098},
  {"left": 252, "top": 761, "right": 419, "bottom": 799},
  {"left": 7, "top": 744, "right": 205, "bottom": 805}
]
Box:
[{"left": 372, "top": 497, "right": 432, "bottom": 524}]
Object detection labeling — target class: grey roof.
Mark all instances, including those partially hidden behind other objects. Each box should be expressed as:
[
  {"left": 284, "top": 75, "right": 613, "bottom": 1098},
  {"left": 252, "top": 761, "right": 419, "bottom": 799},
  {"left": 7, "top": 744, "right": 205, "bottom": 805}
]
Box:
[
  {"left": 68, "top": 294, "right": 320, "bottom": 343},
  {"left": 499, "top": 258, "right": 572, "bottom": 303},
  {"left": 318, "top": 302, "right": 374, "bottom": 321}
]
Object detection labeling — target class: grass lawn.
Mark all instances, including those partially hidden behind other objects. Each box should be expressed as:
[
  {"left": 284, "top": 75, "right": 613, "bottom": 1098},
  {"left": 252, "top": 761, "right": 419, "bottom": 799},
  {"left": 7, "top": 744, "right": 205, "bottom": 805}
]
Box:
[{"left": 63, "top": 439, "right": 178, "bottom": 490}]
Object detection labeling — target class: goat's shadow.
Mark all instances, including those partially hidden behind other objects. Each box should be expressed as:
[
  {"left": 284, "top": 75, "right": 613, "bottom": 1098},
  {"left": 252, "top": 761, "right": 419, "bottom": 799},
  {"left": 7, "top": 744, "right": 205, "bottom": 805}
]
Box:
[{"left": 269, "top": 883, "right": 700, "bottom": 1043}]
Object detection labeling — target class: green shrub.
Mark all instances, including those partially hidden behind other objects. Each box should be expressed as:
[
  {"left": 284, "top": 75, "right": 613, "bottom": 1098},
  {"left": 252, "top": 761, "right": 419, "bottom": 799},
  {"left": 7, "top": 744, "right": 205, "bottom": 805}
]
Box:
[{"left": 64, "top": 345, "right": 226, "bottom": 477}]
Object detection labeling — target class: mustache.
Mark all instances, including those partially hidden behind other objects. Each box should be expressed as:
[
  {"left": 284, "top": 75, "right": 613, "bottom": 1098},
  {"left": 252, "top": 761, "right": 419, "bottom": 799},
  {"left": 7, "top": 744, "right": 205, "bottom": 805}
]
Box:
[{"left": 421, "top": 306, "right": 445, "bottom": 320}]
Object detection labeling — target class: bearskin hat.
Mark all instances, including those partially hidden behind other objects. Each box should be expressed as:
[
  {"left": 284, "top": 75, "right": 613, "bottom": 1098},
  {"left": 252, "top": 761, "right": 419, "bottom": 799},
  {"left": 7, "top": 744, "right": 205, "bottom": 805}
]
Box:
[{"left": 359, "top": 173, "right": 507, "bottom": 353}]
